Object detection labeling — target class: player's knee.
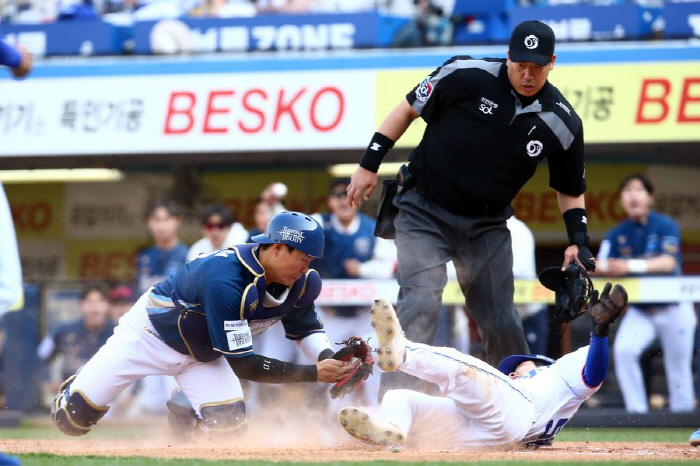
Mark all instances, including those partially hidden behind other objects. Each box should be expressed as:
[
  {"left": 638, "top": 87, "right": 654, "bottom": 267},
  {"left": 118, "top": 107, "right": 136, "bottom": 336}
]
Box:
[
  {"left": 52, "top": 376, "right": 109, "bottom": 436},
  {"left": 199, "top": 399, "right": 246, "bottom": 434},
  {"left": 613, "top": 339, "right": 641, "bottom": 360}
]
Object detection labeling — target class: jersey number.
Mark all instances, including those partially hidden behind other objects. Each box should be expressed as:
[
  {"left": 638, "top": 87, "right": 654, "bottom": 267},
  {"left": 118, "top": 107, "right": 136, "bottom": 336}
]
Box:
[{"left": 539, "top": 418, "right": 569, "bottom": 441}]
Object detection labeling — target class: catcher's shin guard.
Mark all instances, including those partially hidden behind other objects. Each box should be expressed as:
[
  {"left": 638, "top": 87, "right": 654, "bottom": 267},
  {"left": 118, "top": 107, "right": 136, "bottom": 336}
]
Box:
[
  {"left": 199, "top": 399, "right": 247, "bottom": 435},
  {"left": 165, "top": 388, "right": 198, "bottom": 439},
  {"left": 52, "top": 375, "right": 109, "bottom": 436}
]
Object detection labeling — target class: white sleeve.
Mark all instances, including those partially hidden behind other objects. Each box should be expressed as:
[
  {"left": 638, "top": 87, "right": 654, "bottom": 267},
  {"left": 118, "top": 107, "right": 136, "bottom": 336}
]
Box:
[
  {"left": 225, "top": 223, "right": 249, "bottom": 245},
  {"left": 0, "top": 183, "right": 22, "bottom": 316},
  {"left": 186, "top": 237, "right": 211, "bottom": 261},
  {"left": 508, "top": 217, "right": 536, "bottom": 280},
  {"left": 551, "top": 346, "right": 600, "bottom": 399},
  {"left": 296, "top": 332, "right": 333, "bottom": 363},
  {"left": 358, "top": 237, "right": 397, "bottom": 279},
  {"left": 508, "top": 217, "right": 543, "bottom": 317}
]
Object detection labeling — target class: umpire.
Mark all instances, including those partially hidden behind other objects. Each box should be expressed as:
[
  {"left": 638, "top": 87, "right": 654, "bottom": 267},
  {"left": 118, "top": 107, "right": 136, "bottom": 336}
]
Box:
[{"left": 348, "top": 21, "right": 596, "bottom": 383}]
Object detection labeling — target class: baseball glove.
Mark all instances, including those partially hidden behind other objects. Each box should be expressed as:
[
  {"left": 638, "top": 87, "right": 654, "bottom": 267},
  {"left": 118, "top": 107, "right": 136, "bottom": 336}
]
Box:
[
  {"left": 538, "top": 261, "right": 595, "bottom": 325},
  {"left": 590, "top": 282, "right": 628, "bottom": 327},
  {"left": 329, "top": 336, "right": 374, "bottom": 399}
]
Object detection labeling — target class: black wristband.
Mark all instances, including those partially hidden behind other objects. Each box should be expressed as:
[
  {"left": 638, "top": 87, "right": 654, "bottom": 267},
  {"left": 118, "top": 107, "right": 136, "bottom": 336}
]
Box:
[
  {"left": 359, "top": 132, "right": 395, "bottom": 173},
  {"left": 318, "top": 348, "right": 335, "bottom": 361},
  {"left": 228, "top": 355, "right": 317, "bottom": 383},
  {"left": 563, "top": 208, "right": 590, "bottom": 246}
]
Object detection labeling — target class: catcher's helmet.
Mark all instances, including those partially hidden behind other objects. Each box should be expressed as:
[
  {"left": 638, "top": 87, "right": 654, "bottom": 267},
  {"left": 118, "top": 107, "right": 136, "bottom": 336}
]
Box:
[
  {"left": 538, "top": 261, "right": 595, "bottom": 324},
  {"left": 497, "top": 354, "right": 556, "bottom": 375},
  {"left": 251, "top": 211, "right": 324, "bottom": 258}
]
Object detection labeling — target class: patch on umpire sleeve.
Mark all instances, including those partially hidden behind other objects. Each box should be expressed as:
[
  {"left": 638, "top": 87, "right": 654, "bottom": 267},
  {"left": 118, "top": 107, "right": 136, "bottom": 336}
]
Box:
[
  {"left": 225, "top": 320, "right": 252, "bottom": 351},
  {"left": 415, "top": 76, "right": 434, "bottom": 102}
]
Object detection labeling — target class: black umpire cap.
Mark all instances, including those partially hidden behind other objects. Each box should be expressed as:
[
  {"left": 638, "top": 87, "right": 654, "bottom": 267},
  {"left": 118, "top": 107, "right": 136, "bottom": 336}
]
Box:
[{"left": 509, "top": 20, "right": 555, "bottom": 66}]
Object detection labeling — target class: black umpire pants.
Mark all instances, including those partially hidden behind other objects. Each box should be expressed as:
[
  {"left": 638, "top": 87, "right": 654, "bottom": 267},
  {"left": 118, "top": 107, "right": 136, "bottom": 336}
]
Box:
[{"left": 380, "top": 188, "right": 529, "bottom": 397}]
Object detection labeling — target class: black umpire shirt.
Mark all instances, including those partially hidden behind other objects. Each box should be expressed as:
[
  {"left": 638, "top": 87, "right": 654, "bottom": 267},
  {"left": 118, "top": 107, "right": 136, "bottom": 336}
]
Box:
[{"left": 406, "top": 55, "right": 586, "bottom": 216}]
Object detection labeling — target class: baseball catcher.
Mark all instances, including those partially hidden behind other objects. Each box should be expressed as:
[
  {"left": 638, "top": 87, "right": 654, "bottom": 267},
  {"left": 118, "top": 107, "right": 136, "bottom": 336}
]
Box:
[{"left": 330, "top": 337, "right": 374, "bottom": 399}]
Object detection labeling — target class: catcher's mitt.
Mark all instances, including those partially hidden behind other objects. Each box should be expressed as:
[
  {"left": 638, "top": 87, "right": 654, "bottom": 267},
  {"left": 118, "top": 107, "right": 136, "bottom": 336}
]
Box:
[
  {"left": 539, "top": 261, "right": 595, "bottom": 325},
  {"left": 329, "top": 337, "right": 374, "bottom": 399}
]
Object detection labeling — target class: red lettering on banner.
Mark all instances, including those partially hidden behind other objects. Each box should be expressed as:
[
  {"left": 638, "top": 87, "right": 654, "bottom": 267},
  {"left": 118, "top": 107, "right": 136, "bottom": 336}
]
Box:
[
  {"left": 164, "top": 92, "right": 196, "bottom": 134},
  {"left": 309, "top": 87, "right": 344, "bottom": 132},
  {"left": 538, "top": 192, "right": 557, "bottom": 223},
  {"left": 515, "top": 190, "right": 623, "bottom": 225},
  {"left": 678, "top": 78, "right": 700, "bottom": 123},
  {"left": 239, "top": 89, "right": 267, "bottom": 133},
  {"left": 273, "top": 88, "right": 305, "bottom": 132},
  {"left": 513, "top": 192, "right": 536, "bottom": 222},
  {"left": 10, "top": 201, "right": 52, "bottom": 232},
  {"left": 636, "top": 79, "right": 670, "bottom": 124},
  {"left": 203, "top": 90, "right": 234, "bottom": 134},
  {"left": 79, "top": 251, "right": 136, "bottom": 280}
]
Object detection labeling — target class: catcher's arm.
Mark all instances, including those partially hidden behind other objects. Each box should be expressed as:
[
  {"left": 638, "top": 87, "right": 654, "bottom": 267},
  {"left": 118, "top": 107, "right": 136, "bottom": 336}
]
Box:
[{"left": 227, "top": 354, "right": 356, "bottom": 384}]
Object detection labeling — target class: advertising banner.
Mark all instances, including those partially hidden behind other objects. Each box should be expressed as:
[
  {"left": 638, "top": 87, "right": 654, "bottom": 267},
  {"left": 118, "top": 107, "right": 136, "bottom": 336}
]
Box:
[
  {"left": 0, "top": 70, "right": 375, "bottom": 156},
  {"left": 133, "top": 13, "right": 379, "bottom": 54},
  {"left": 1, "top": 21, "right": 129, "bottom": 56},
  {"left": 665, "top": 1, "right": 700, "bottom": 38},
  {"left": 377, "top": 63, "right": 700, "bottom": 147},
  {"left": 510, "top": 4, "right": 660, "bottom": 41}
]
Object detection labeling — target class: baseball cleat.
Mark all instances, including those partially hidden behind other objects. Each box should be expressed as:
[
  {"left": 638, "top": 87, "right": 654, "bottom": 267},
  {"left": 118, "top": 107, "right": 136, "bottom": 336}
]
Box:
[
  {"left": 690, "top": 428, "right": 700, "bottom": 447},
  {"left": 369, "top": 299, "right": 405, "bottom": 372},
  {"left": 338, "top": 407, "right": 405, "bottom": 446}
]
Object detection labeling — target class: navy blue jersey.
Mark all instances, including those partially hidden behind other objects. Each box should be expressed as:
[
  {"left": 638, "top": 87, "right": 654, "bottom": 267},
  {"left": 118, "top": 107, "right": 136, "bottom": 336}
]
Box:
[
  {"left": 314, "top": 213, "right": 377, "bottom": 279},
  {"left": 598, "top": 212, "right": 681, "bottom": 308},
  {"left": 38, "top": 319, "right": 115, "bottom": 380},
  {"left": 136, "top": 243, "right": 189, "bottom": 294},
  {"left": 147, "top": 244, "right": 324, "bottom": 361},
  {"left": 598, "top": 212, "right": 681, "bottom": 274}
]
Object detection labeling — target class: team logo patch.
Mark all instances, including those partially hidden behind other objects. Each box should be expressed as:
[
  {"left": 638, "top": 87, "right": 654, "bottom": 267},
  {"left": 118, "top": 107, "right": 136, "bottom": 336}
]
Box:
[
  {"left": 479, "top": 97, "right": 498, "bottom": 115},
  {"left": 279, "top": 226, "right": 304, "bottom": 244},
  {"left": 526, "top": 140, "right": 543, "bottom": 157},
  {"left": 225, "top": 320, "right": 252, "bottom": 351},
  {"left": 415, "top": 76, "right": 433, "bottom": 102},
  {"left": 525, "top": 35, "right": 539, "bottom": 49}
]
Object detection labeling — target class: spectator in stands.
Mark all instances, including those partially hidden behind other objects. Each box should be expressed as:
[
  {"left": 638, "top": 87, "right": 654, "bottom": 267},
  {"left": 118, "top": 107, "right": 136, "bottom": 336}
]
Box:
[
  {"left": 136, "top": 199, "right": 188, "bottom": 295},
  {"left": 597, "top": 174, "right": 695, "bottom": 413},
  {"left": 311, "top": 178, "right": 397, "bottom": 405},
  {"left": 135, "top": 199, "right": 186, "bottom": 415},
  {"left": 247, "top": 198, "right": 276, "bottom": 241},
  {"left": 37, "top": 284, "right": 115, "bottom": 394},
  {"left": 187, "top": 203, "right": 248, "bottom": 261},
  {"left": 388, "top": 0, "right": 454, "bottom": 47},
  {"left": 260, "top": 182, "right": 288, "bottom": 216},
  {"left": 56, "top": 0, "right": 99, "bottom": 20},
  {"left": 108, "top": 284, "right": 134, "bottom": 323}
]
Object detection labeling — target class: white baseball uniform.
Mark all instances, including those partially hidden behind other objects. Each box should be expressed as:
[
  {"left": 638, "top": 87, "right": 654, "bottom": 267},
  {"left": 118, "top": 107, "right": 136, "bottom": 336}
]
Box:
[{"left": 377, "top": 341, "right": 599, "bottom": 448}]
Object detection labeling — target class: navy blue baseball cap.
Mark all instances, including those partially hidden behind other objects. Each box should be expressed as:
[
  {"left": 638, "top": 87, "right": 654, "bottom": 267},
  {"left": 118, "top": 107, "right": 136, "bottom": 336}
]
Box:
[
  {"left": 497, "top": 354, "right": 556, "bottom": 375},
  {"left": 251, "top": 211, "right": 324, "bottom": 258},
  {"left": 509, "top": 20, "right": 555, "bottom": 66}
]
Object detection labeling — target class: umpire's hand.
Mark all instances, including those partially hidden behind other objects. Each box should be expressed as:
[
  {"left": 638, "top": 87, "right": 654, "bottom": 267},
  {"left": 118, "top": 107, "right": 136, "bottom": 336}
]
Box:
[
  {"left": 347, "top": 166, "right": 377, "bottom": 207},
  {"left": 562, "top": 244, "right": 596, "bottom": 272},
  {"left": 316, "top": 358, "right": 360, "bottom": 383}
]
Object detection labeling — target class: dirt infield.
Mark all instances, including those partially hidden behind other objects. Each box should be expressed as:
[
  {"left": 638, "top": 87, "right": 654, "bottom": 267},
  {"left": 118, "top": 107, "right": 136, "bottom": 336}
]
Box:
[
  {"left": 3, "top": 411, "right": 697, "bottom": 462},
  {"left": 2, "top": 436, "right": 698, "bottom": 462}
]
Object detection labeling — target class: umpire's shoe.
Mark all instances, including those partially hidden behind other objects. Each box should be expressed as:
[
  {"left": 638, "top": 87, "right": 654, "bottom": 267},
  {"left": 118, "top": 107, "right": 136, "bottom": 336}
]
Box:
[
  {"left": 370, "top": 299, "right": 405, "bottom": 372},
  {"left": 338, "top": 407, "right": 405, "bottom": 447}
]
